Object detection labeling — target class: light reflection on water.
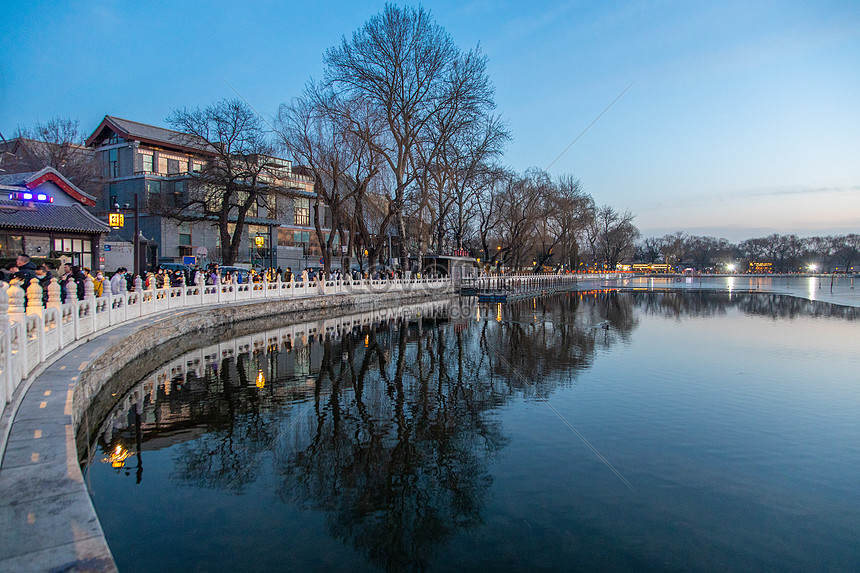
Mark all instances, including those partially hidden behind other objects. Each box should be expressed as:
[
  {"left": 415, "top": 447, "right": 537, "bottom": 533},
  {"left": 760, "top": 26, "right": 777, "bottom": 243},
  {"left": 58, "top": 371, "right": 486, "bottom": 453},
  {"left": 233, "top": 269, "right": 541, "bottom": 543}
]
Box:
[{"left": 82, "top": 292, "right": 860, "bottom": 572}]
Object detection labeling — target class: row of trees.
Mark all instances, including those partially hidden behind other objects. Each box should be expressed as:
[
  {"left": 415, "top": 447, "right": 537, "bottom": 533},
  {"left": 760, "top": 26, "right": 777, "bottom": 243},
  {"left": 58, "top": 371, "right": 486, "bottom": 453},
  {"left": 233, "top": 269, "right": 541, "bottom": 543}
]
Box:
[
  {"left": 4, "top": 6, "right": 640, "bottom": 271},
  {"left": 636, "top": 232, "right": 860, "bottom": 272},
  {"left": 274, "top": 5, "right": 639, "bottom": 273}
]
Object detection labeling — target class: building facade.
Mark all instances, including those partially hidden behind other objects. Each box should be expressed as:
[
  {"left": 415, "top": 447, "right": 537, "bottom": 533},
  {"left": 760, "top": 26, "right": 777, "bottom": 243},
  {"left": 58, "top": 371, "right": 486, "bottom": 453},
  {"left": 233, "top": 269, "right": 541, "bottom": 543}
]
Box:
[
  {"left": 85, "top": 116, "right": 329, "bottom": 271},
  {"left": 0, "top": 167, "right": 109, "bottom": 268}
]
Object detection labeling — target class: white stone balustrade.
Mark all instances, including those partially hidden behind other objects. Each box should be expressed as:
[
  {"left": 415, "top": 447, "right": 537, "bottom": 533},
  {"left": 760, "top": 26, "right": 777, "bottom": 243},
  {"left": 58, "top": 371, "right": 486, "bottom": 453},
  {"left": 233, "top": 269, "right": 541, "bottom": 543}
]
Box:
[{"left": 0, "top": 273, "right": 453, "bottom": 411}]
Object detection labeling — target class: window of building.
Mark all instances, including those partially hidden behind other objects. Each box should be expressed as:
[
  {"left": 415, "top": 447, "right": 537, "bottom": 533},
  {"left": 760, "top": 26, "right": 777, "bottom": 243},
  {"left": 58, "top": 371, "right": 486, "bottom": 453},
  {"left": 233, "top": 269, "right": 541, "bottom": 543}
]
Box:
[
  {"left": 157, "top": 155, "right": 168, "bottom": 174},
  {"left": 147, "top": 180, "right": 161, "bottom": 205},
  {"left": 192, "top": 161, "right": 204, "bottom": 173},
  {"left": 52, "top": 236, "right": 91, "bottom": 267},
  {"left": 0, "top": 233, "right": 23, "bottom": 258},
  {"left": 167, "top": 159, "right": 180, "bottom": 174},
  {"left": 108, "top": 183, "right": 118, "bottom": 210},
  {"left": 294, "top": 198, "right": 310, "bottom": 226},
  {"left": 178, "top": 222, "right": 191, "bottom": 246},
  {"left": 106, "top": 148, "right": 119, "bottom": 178},
  {"left": 142, "top": 153, "right": 154, "bottom": 173}
]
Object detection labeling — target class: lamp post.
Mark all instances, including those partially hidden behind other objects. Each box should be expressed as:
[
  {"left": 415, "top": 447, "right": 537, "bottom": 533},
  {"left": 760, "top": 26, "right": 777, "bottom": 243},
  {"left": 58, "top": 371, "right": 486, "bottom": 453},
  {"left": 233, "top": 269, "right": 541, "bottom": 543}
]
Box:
[{"left": 112, "top": 194, "right": 141, "bottom": 277}]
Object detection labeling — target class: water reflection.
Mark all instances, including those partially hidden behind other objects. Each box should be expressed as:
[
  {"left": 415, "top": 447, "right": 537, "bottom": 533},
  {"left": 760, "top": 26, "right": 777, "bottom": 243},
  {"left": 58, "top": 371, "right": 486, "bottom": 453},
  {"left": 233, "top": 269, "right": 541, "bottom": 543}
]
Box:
[{"left": 83, "top": 292, "right": 859, "bottom": 572}]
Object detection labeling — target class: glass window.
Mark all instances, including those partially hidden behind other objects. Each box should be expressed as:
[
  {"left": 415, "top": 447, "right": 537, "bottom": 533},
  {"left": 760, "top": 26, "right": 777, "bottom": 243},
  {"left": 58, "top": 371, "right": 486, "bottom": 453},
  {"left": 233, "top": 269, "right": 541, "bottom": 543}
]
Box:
[
  {"left": 179, "top": 222, "right": 191, "bottom": 246},
  {"left": 83, "top": 240, "right": 91, "bottom": 252},
  {"left": 192, "top": 161, "right": 204, "bottom": 173},
  {"left": 72, "top": 239, "right": 83, "bottom": 252},
  {"left": 54, "top": 238, "right": 63, "bottom": 251},
  {"left": 148, "top": 180, "right": 161, "bottom": 198},
  {"left": 106, "top": 148, "right": 119, "bottom": 178},
  {"left": 62, "top": 238, "right": 72, "bottom": 252},
  {"left": 294, "top": 198, "right": 310, "bottom": 226},
  {"left": 142, "top": 154, "right": 154, "bottom": 172},
  {"left": 167, "top": 159, "right": 180, "bottom": 174},
  {"left": 157, "top": 156, "right": 168, "bottom": 174},
  {"left": 0, "top": 234, "right": 23, "bottom": 258}
]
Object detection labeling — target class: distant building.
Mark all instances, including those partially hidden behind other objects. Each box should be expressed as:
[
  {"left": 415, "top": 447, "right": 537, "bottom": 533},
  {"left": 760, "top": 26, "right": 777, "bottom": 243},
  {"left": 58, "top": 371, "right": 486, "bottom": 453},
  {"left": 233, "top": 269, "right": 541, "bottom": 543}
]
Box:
[
  {"left": 85, "top": 115, "right": 326, "bottom": 270},
  {"left": 0, "top": 167, "right": 109, "bottom": 268},
  {"left": 0, "top": 136, "right": 100, "bottom": 199}
]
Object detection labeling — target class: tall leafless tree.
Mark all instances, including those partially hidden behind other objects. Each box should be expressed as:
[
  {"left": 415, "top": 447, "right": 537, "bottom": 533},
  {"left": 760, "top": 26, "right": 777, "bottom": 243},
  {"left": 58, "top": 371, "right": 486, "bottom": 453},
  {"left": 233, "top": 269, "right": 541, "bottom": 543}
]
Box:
[
  {"left": 165, "top": 99, "right": 281, "bottom": 266},
  {"left": 6, "top": 117, "right": 102, "bottom": 197}
]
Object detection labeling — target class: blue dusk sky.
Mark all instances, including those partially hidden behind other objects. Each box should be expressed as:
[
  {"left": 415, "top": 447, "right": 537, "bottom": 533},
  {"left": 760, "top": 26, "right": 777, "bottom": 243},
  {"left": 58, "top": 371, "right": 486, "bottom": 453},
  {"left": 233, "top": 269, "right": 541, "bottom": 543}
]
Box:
[{"left": 1, "top": 0, "right": 858, "bottom": 241}]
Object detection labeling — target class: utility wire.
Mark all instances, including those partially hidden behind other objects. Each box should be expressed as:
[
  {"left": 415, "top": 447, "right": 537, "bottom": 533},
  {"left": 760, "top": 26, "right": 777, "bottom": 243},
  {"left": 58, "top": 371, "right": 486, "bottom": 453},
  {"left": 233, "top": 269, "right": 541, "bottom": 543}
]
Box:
[{"left": 545, "top": 82, "right": 634, "bottom": 171}]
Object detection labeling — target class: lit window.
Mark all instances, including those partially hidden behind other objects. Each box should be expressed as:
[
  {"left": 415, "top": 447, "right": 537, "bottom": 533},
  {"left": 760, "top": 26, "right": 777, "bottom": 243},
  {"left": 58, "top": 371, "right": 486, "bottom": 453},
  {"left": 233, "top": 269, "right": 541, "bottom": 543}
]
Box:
[{"left": 294, "top": 198, "right": 310, "bottom": 226}]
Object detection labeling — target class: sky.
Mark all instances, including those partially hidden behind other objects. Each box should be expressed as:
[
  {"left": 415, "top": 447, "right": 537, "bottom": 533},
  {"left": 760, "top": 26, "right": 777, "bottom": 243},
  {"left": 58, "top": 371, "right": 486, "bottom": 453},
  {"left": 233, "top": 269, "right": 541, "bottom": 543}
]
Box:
[{"left": 1, "top": 0, "right": 858, "bottom": 242}]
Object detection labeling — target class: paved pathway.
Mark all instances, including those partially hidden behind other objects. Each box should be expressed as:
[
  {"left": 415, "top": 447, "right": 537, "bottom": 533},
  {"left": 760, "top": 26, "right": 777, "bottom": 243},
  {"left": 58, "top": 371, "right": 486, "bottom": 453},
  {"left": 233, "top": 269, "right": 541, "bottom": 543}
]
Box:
[
  {"left": 0, "top": 278, "right": 857, "bottom": 572},
  {"left": 0, "top": 311, "right": 173, "bottom": 572}
]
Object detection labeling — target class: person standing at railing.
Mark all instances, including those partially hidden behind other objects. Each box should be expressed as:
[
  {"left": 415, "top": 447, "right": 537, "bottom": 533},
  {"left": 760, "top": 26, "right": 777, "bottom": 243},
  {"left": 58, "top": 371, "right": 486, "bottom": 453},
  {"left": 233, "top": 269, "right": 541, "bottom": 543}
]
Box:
[
  {"left": 35, "top": 264, "right": 52, "bottom": 305},
  {"left": 92, "top": 271, "right": 106, "bottom": 297},
  {"left": 14, "top": 254, "right": 38, "bottom": 284},
  {"left": 110, "top": 268, "right": 126, "bottom": 295},
  {"left": 70, "top": 265, "right": 86, "bottom": 300}
]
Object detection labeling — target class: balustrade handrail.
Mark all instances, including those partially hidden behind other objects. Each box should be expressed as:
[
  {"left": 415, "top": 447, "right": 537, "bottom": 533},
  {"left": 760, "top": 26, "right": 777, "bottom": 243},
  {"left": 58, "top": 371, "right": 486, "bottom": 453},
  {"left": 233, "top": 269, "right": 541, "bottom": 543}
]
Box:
[{"left": 0, "top": 273, "right": 453, "bottom": 414}]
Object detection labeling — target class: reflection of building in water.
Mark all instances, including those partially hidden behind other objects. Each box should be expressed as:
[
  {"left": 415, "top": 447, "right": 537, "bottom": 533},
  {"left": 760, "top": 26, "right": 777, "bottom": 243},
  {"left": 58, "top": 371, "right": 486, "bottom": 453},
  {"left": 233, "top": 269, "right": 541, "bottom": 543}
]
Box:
[{"left": 90, "top": 300, "right": 454, "bottom": 463}]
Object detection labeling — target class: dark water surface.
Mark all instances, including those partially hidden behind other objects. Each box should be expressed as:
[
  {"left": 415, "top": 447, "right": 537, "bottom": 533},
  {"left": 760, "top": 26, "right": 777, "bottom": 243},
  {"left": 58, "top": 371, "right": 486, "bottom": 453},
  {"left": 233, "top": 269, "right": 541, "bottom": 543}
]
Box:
[{"left": 82, "top": 292, "right": 860, "bottom": 572}]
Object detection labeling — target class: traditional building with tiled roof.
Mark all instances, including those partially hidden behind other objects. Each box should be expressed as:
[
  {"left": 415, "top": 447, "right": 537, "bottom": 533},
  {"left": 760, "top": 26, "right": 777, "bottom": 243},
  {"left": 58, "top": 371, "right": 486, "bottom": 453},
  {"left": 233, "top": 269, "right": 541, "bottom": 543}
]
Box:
[
  {"left": 85, "top": 115, "right": 324, "bottom": 271},
  {"left": 0, "top": 167, "right": 108, "bottom": 268}
]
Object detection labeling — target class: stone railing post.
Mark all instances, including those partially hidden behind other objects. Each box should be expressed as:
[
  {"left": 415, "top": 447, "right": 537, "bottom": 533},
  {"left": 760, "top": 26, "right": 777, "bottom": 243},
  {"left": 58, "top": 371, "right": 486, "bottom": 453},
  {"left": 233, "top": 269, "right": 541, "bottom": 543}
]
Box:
[
  {"left": 84, "top": 275, "right": 95, "bottom": 302},
  {"left": 134, "top": 275, "right": 143, "bottom": 293},
  {"left": 26, "top": 278, "right": 44, "bottom": 318},
  {"left": 47, "top": 278, "right": 61, "bottom": 310},
  {"left": 179, "top": 273, "right": 187, "bottom": 305},
  {"left": 65, "top": 277, "right": 78, "bottom": 304},
  {"left": 7, "top": 279, "right": 26, "bottom": 324},
  {"left": 0, "top": 281, "right": 10, "bottom": 405}
]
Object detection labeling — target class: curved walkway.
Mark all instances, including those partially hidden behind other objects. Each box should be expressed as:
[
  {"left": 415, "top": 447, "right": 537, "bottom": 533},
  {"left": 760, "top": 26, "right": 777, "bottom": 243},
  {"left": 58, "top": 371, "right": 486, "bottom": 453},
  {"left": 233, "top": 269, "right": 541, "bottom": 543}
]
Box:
[{"left": 0, "top": 276, "right": 857, "bottom": 572}]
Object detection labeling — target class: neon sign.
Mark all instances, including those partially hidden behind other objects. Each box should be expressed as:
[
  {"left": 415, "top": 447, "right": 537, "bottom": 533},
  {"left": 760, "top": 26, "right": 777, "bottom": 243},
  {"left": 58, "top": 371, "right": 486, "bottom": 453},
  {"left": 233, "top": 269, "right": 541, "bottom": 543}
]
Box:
[{"left": 8, "top": 191, "right": 54, "bottom": 203}]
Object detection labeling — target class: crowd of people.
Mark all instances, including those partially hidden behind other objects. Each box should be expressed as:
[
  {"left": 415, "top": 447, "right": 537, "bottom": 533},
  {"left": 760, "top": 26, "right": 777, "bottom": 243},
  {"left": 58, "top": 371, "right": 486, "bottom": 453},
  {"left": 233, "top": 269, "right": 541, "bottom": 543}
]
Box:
[{"left": 2, "top": 255, "right": 434, "bottom": 307}]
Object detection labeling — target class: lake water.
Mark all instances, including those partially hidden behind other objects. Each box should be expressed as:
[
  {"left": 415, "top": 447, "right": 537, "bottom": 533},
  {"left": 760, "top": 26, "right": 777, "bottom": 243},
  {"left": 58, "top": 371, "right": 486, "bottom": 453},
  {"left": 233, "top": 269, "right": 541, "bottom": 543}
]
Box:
[{"left": 82, "top": 291, "right": 860, "bottom": 572}]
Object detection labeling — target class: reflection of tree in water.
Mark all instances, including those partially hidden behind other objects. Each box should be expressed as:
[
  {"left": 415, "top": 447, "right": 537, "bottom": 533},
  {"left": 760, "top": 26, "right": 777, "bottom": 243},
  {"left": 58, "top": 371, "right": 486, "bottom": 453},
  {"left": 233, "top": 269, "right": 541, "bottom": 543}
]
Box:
[
  {"left": 272, "top": 318, "right": 509, "bottom": 572},
  {"left": 629, "top": 291, "right": 860, "bottom": 321},
  {"left": 480, "top": 292, "right": 639, "bottom": 398},
  {"left": 169, "top": 354, "right": 284, "bottom": 491}
]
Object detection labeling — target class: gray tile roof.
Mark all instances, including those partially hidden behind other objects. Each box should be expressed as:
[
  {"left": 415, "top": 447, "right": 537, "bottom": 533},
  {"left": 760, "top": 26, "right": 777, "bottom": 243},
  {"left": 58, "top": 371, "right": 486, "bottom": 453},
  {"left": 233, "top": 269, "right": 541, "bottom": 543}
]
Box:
[
  {"left": 104, "top": 116, "right": 214, "bottom": 154},
  {"left": 0, "top": 200, "right": 110, "bottom": 233}
]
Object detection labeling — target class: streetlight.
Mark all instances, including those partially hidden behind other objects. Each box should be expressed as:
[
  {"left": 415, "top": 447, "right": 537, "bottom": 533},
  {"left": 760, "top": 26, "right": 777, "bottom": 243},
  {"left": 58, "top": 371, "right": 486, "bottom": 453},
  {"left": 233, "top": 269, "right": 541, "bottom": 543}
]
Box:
[{"left": 112, "top": 194, "right": 141, "bottom": 277}]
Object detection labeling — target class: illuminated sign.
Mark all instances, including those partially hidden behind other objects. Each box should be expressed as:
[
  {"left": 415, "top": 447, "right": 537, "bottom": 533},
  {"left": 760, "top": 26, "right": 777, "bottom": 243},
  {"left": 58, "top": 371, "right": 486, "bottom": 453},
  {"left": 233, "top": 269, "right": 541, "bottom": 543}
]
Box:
[
  {"left": 8, "top": 191, "right": 53, "bottom": 203},
  {"left": 109, "top": 213, "right": 125, "bottom": 227},
  {"left": 254, "top": 235, "right": 265, "bottom": 247}
]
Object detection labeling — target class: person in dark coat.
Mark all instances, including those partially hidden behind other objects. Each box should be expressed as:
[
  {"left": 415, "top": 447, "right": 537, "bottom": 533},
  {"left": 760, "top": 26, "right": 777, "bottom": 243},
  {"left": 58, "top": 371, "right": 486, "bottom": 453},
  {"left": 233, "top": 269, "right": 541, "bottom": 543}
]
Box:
[
  {"left": 35, "top": 264, "right": 52, "bottom": 304},
  {"left": 15, "top": 254, "right": 38, "bottom": 284}
]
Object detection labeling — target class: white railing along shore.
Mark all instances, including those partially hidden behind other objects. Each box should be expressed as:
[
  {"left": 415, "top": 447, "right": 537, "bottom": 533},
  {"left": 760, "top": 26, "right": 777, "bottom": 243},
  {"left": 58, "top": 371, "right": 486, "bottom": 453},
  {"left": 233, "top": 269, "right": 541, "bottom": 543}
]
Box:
[
  {"left": 461, "top": 272, "right": 622, "bottom": 293},
  {"left": 0, "top": 272, "right": 453, "bottom": 412}
]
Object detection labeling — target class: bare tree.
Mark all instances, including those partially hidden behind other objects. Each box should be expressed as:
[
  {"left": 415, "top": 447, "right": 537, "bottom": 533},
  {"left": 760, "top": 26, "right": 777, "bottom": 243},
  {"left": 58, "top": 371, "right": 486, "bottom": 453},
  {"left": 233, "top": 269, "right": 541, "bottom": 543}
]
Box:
[
  {"left": 587, "top": 205, "right": 639, "bottom": 269},
  {"left": 322, "top": 4, "right": 498, "bottom": 268},
  {"left": 165, "top": 99, "right": 280, "bottom": 266},
  {"left": 6, "top": 117, "right": 102, "bottom": 197},
  {"left": 277, "top": 89, "right": 382, "bottom": 274}
]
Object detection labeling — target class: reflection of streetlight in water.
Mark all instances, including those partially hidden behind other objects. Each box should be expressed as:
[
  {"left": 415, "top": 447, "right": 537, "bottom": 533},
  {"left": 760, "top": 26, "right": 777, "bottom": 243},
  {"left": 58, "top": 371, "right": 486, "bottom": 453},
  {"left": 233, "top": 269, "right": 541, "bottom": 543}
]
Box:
[
  {"left": 103, "top": 444, "right": 133, "bottom": 468},
  {"left": 256, "top": 369, "right": 265, "bottom": 389}
]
